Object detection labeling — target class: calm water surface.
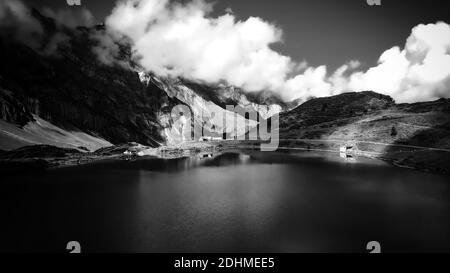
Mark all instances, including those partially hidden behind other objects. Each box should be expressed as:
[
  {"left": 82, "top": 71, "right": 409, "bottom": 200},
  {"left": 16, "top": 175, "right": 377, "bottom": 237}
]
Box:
[{"left": 1, "top": 150, "right": 449, "bottom": 252}]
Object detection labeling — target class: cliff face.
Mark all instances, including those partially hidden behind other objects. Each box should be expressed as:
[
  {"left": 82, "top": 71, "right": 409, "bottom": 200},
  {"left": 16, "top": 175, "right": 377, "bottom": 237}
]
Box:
[
  {"left": 0, "top": 8, "right": 190, "bottom": 149},
  {"left": 145, "top": 76, "right": 258, "bottom": 143},
  {"left": 0, "top": 88, "right": 34, "bottom": 126},
  {"left": 7, "top": 8, "right": 447, "bottom": 157},
  {"left": 0, "top": 33, "right": 177, "bottom": 147},
  {"left": 0, "top": 9, "right": 281, "bottom": 150},
  {"left": 180, "top": 80, "right": 284, "bottom": 120}
]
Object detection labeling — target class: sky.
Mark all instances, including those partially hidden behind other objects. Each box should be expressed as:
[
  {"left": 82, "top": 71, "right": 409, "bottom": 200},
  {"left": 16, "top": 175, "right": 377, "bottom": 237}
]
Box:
[
  {"left": 9, "top": 0, "right": 450, "bottom": 103},
  {"left": 22, "top": 0, "right": 450, "bottom": 71}
]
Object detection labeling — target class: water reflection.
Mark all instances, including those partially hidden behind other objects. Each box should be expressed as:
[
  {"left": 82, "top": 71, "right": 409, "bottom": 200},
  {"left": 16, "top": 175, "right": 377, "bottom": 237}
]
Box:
[
  {"left": 340, "top": 152, "right": 357, "bottom": 162},
  {"left": 1, "top": 150, "right": 449, "bottom": 252}
]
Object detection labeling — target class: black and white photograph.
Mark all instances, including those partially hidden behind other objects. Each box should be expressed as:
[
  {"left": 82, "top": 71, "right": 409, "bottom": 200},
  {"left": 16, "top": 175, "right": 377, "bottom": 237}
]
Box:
[{"left": 0, "top": 0, "right": 449, "bottom": 260}]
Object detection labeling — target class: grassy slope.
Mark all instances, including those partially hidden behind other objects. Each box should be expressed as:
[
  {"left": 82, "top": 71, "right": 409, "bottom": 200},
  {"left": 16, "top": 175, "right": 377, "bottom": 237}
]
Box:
[
  {"left": 279, "top": 96, "right": 450, "bottom": 174},
  {"left": 0, "top": 115, "right": 111, "bottom": 152},
  {"left": 281, "top": 109, "right": 450, "bottom": 147}
]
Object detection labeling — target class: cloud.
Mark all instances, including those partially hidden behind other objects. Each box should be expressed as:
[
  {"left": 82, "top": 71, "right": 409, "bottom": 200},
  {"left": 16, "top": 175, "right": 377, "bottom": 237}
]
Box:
[
  {"left": 41, "top": 6, "right": 95, "bottom": 28},
  {"left": 105, "top": 0, "right": 450, "bottom": 103},
  {"left": 90, "top": 29, "right": 135, "bottom": 68},
  {"left": 0, "top": 0, "right": 43, "bottom": 49},
  {"left": 91, "top": 30, "right": 122, "bottom": 65},
  {"left": 346, "top": 22, "right": 450, "bottom": 103},
  {"left": 283, "top": 22, "right": 450, "bottom": 103},
  {"left": 0, "top": 0, "right": 94, "bottom": 56},
  {"left": 105, "top": 0, "right": 294, "bottom": 92},
  {"left": 3, "top": 0, "right": 449, "bottom": 103},
  {"left": 40, "top": 32, "right": 71, "bottom": 56}
]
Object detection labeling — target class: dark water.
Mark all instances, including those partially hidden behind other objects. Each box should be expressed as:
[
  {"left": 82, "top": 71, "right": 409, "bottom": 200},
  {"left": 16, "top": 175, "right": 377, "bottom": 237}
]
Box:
[{"left": 1, "top": 150, "right": 449, "bottom": 253}]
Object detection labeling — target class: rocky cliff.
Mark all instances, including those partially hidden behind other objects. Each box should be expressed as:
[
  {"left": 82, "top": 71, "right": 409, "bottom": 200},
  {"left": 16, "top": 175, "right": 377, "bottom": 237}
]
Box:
[{"left": 0, "top": 8, "right": 281, "bottom": 151}]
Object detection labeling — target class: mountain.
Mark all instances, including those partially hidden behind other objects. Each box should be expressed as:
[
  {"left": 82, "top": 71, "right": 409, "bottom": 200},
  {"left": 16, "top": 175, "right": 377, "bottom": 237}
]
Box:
[
  {"left": 0, "top": 9, "right": 181, "bottom": 149},
  {"left": 141, "top": 75, "right": 259, "bottom": 142},
  {"left": 179, "top": 79, "right": 284, "bottom": 119},
  {"left": 2, "top": 7, "right": 448, "bottom": 175},
  {"left": 280, "top": 91, "right": 395, "bottom": 137},
  {"left": 0, "top": 8, "right": 286, "bottom": 151},
  {"left": 278, "top": 91, "right": 450, "bottom": 173},
  {"left": 279, "top": 91, "right": 450, "bottom": 144}
]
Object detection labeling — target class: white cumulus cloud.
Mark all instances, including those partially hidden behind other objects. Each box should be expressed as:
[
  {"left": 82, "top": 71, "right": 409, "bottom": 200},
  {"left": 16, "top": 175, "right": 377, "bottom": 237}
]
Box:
[
  {"left": 104, "top": 0, "right": 450, "bottom": 103},
  {"left": 105, "top": 0, "right": 294, "bottom": 94},
  {"left": 346, "top": 22, "right": 450, "bottom": 103},
  {"left": 2, "top": 0, "right": 449, "bottom": 103}
]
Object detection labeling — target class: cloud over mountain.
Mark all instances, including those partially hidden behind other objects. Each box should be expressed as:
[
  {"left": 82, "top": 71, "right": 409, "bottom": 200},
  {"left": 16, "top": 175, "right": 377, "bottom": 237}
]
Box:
[
  {"left": 41, "top": 6, "right": 94, "bottom": 28},
  {"left": 356, "top": 22, "right": 450, "bottom": 102},
  {"left": 0, "top": 0, "right": 95, "bottom": 55},
  {"left": 105, "top": 0, "right": 450, "bottom": 103},
  {"left": 2, "top": 0, "right": 449, "bottom": 103},
  {"left": 105, "top": 0, "right": 294, "bottom": 93},
  {"left": 283, "top": 22, "right": 450, "bottom": 103},
  {"left": 0, "top": 0, "right": 43, "bottom": 49}
]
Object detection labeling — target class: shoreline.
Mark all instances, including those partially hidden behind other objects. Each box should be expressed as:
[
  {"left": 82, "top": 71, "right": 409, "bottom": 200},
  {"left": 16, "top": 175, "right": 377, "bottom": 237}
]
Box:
[{"left": 1, "top": 140, "right": 449, "bottom": 175}]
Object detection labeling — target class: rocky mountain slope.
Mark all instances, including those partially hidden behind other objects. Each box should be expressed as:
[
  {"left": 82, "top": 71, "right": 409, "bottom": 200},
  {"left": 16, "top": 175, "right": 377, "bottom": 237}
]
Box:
[
  {"left": 0, "top": 18, "right": 175, "bottom": 148},
  {"left": 279, "top": 91, "right": 450, "bottom": 145},
  {"left": 279, "top": 91, "right": 396, "bottom": 139},
  {"left": 278, "top": 91, "right": 450, "bottom": 173},
  {"left": 0, "top": 8, "right": 280, "bottom": 151},
  {"left": 179, "top": 79, "right": 284, "bottom": 119},
  {"left": 1, "top": 7, "right": 448, "bottom": 175}
]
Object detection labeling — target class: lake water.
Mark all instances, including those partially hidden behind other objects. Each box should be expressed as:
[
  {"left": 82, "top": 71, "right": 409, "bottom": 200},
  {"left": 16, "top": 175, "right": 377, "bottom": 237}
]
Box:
[{"left": 1, "top": 150, "right": 449, "bottom": 252}]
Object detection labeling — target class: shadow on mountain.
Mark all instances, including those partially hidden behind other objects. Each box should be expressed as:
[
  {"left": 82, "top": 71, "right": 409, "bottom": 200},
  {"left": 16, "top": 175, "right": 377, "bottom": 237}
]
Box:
[
  {"left": 278, "top": 91, "right": 395, "bottom": 144},
  {"left": 381, "top": 99, "right": 450, "bottom": 175},
  {"left": 0, "top": 9, "right": 185, "bottom": 148}
]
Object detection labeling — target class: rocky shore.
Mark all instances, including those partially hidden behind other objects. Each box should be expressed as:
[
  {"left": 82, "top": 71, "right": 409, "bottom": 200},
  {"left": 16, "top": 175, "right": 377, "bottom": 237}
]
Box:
[
  {"left": 0, "top": 142, "right": 225, "bottom": 174},
  {"left": 1, "top": 139, "right": 449, "bottom": 175},
  {"left": 275, "top": 139, "right": 450, "bottom": 175}
]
